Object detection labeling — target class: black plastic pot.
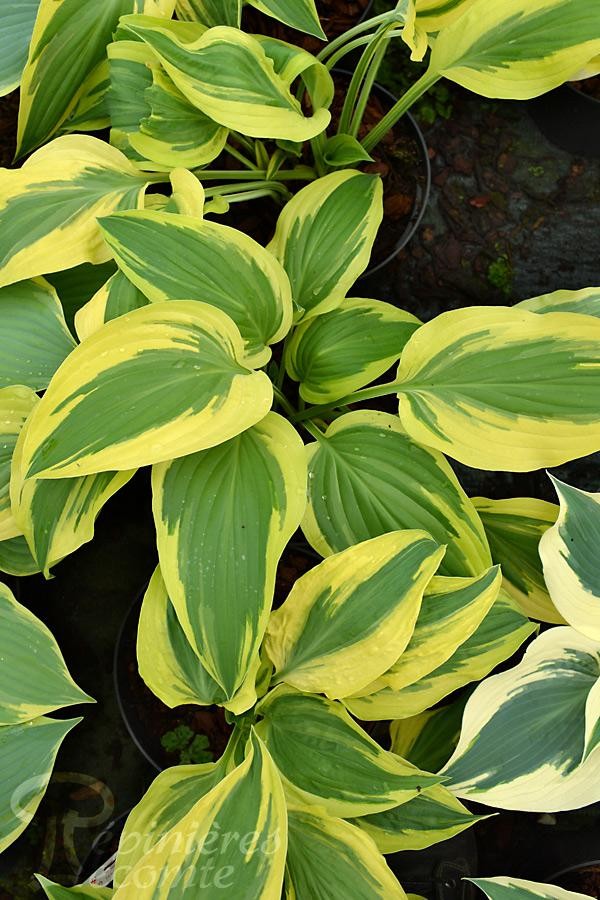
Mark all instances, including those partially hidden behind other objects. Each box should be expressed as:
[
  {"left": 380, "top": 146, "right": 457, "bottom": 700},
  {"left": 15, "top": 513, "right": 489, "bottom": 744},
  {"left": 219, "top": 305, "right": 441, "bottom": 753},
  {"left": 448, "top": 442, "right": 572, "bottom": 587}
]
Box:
[
  {"left": 387, "top": 827, "right": 479, "bottom": 900},
  {"left": 529, "top": 81, "right": 600, "bottom": 158}
]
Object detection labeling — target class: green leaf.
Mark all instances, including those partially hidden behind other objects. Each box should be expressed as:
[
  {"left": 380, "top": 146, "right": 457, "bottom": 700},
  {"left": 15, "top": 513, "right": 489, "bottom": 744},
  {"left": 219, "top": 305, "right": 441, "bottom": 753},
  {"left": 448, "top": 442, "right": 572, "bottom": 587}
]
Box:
[
  {"left": 175, "top": 0, "right": 241, "bottom": 26},
  {"left": 0, "top": 716, "right": 80, "bottom": 852},
  {"left": 442, "top": 626, "right": 600, "bottom": 811},
  {"left": 266, "top": 531, "right": 444, "bottom": 700},
  {"left": 153, "top": 413, "right": 306, "bottom": 700},
  {"left": 0, "top": 386, "right": 38, "bottom": 541},
  {"left": 0, "top": 280, "right": 75, "bottom": 391},
  {"left": 268, "top": 171, "right": 383, "bottom": 321},
  {"left": 0, "top": 582, "right": 92, "bottom": 724},
  {"left": 302, "top": 410, "right": 491, "bottom": 577},
  {"left": 256, "top": 686, "right": 441, "bottom": 817},
  {"left": 287, "top": 298, "right": 420, "bottom": 403},
  {"left": 0, "top": 1, "right": 40, "bottom": 97},
  {"left": 247, "top": 0, "right": 325, "bottom": 39},
  {"left": 323, "top": 134, "right": 374, "bottom": 167}
]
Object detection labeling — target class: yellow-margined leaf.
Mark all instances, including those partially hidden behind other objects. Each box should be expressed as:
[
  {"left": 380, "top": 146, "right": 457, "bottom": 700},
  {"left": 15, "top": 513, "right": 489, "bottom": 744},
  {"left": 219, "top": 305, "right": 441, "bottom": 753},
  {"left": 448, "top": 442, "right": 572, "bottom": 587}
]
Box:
[
  {"left": 59, "top": 60, "right": 111, "bottom": 135},
  {"left": 442, "top": 627, "right": 600, "bottom": 811},
  {"left": 351, "top": 782, "right": 488, "bottom": 853},
  {"left": 0, "top": 536, "right": 41, "bottom": 577},
  {"left": 153, "top": 413, "right": 306, "bottom": 700},
  {"left": 395, "top": 307, "right": 600, "bottom": 471},
  {"left": 0, "top": 582, "right": 92, "bottom": 724},
  {"left": 267, "top": 171, "right": 383, "bottom": 321},
  {"left": 0, "top": 280, "right": 75, "bottom": 391},
  {"left": 0, "top": 136, "right": 150, "bottom": 289},
  {"left": 0, "top": 716, "right": 81, "bottom": 853},
  {"left": 10, "top": 415, "right": 134, "bottom": 576},
  {"left": 19, "top": 301, "right": 272, "bottom": 480},
  {"left": 470, "top": 876, "right": 595, "bottom": 900},
  {"left": 175, "top": 0, "right": 241, "bottom": 26},
  {"left": 302, "top": 410, "right": 491, "bottom": 577},
  {"left": 114, "top": 750, "right": 232, "bottom": 887},
  {"left": 113, "top": 730, "right": 287, "bottom": 899},
  {"left": 517, "top": 286, "right": 600, "bottom": 318},
  {"left": 287, "top": 298, "right": 421, "bottom": 403},
  {"left": 265, "top": 531, "right": 444, "bottom": 700},
  {"left": 539, "top": 477, "right": 600, "bottom": 641},
  {"left": 345, "top": 589, "right": 536, "bottom": 721},
  {"left": 352, "top": 566, "right": 501, "bottom": 698},
  {"left": 0, "top": 386, "right": 38, "bottom": 541},
  {"left": 427, "top": 0, "right": 600, "bottom": 100},
  {"left": 100, "top": 208, "right": 293, "bottom": 365},
  {"left": 107, "top": 39, "right": 228, "bottom": 170},
  {"left": 16, "top": 0, "right": 175, "bottom": 157},
  {"left": 415, "top": 0, "right": 477, "bottom": 31},
  {"left": 285, "top": 805, "right": 406, "bottom": 899},
  {"left": 74, "top": 272, "right": 150, "bottom": 342},
  {"left": 256, "top": 686, "right": 441, "bottom": 817},
  {"left": 36, "top": 877, "right": 113, "bottom": 898},
  {"left": 120, "top": 16, "right": 330, "bottom": 141},
  {"left": 473, "top": 496, "right": 563, "bottom": 624}
]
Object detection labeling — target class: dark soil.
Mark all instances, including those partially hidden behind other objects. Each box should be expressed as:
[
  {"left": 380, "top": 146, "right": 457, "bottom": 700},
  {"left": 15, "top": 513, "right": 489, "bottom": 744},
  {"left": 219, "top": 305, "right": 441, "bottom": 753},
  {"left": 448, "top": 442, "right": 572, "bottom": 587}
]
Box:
[
  {"left": 0, "top": 90, "right": 18, "bottom": 166},
  {"left": 571, "top": 75, "right": 600, "bottom": 101}
]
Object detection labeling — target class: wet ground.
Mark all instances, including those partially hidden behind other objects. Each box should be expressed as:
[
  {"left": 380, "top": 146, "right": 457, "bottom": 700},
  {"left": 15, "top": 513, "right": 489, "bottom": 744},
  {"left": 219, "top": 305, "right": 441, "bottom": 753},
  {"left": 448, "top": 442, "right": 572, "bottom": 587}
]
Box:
[{"left": 1, "top": 70, "right": 600, "bottom": 896}]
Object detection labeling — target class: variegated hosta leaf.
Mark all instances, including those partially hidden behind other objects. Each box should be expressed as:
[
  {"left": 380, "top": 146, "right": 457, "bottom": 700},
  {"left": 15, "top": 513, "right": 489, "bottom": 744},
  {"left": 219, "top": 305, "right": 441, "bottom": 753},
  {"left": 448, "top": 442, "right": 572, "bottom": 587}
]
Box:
[
  {"left": 108, "top": 40, "right": 228, "bottom": 170},
  {"left": 268, "top": 171, "right": 383, "bottom": 321},
  {"left": 0, "top": 386, "right": 38, "bottom": 541},
  {"left": 0, "top": 0, "right": 40, "bottom": 97},
  {"left": 120, "top": 17, "right": 330, "bottom": 141},
  {"left": 19, "top": 300, "right": 273, "bottom": 479},
  {"left": 113, "top": 731, "right": 287, "bottom": 899},
  {"left": 0, "top": 716, "right": 81, "bottom": 853},
  {"left": 390, "top": 693, "right": 469, "bottom": 773},
  {"left": 256, "top": 686, "right": 441, "bottom": 817},
  {"left": 442, "top": 626, "right": 600, "bottom": 811},
  {"left": 345, "top": 589, "right": 536, "bottom": 721},
  {"left": 114, "top": 751, "right": 231, "bottom": 886},
  {"left": 0, "top": 136, "right": 150, "bottom": 289},
  {"left": 427, "top": 0, "right": 600, "bottom": 100},
  {"left": 99, "top": 208, "right": 293, "bottom": 365},
  {"left": 74, "top": 272, "right": 150, "bottom": 342},
  {"left": 10, "top": 418, "right": 135, "bottom": 576},
  {"left": 353, "top": 566, "right": 502, "bottom": 698},
  {"left": 265, "top": 531, "right": 444, "bottom": 700},
  {"left": 539, "top": 477, "right": 600, "bottom": 641},
  {"left": 175, "top": 0, "right": 241, "bottom": 26},
  {"left": 45, "top": 261, "right": 117, "bottom": 333},
  {"left": 287, "top": 298, "right": 421, "bottom": 404},
  {"left": 59, "top": 60, "right": 111, "bottom": 135},
  {"left": 302, "top": 410, "right": 491, "bottom": 577},
  {"left": 164, "top": 166, "right": 207, "bottom": 217},
  {"left": 285, "top": 806, "right": 405, "bottom": 900},
  {"left": 473, "top": 497, "right": 563, "bottom": 624},
  {"left": 247, "top": 0, "right": 325, "bottom": 39},
  {"left": 0, "top": 536, "right": 41, "bottom": 577},
  {"left": 37, "top": 878, "right": 113, "bottom": 898},
  {"left": 517, "top": 286, "right": 600, "bottom": 318},
  {"left": 0, "top": 280, "right": 75, "bottom": 391},
  {"left": 415, "top": 0, "right": 477, "bottom": 31},
  {"left": 470, "top": 876, "right": 595, "bottom": 900},
  {"left": 396, "top": 307, "right": 600, "bottom": 471},
  {"left": 0, "top": 582, "right": 92, "bottom": 724},
  {"left": 137, "top": 567, "right": 227, "bottom": 708},
  {"left": 153, "top": 413, "right": 306, "bottom": 700},
  {"left": 352, "top": 782, "right": 487, "bottom": 853},
  {"left": 16, "top": 0, "right": 175, "bottom": 157}
]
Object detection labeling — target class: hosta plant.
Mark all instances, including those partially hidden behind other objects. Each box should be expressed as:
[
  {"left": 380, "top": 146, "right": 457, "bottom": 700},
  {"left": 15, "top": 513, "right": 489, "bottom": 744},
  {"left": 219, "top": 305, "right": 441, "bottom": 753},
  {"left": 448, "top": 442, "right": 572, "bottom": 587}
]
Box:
[{"left": 1, "top": 0, "right": 599, "bottom": 217}]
